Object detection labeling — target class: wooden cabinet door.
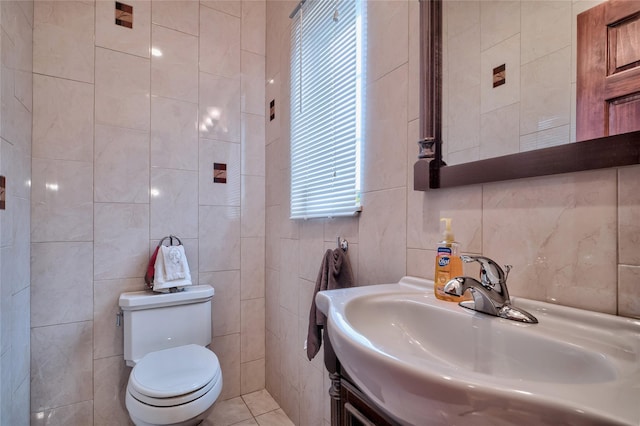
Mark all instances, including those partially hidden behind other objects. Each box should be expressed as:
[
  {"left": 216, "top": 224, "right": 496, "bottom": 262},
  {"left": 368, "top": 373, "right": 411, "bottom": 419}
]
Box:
[{"left": 577, "top": 0, "right": 640, "bottom": 141}]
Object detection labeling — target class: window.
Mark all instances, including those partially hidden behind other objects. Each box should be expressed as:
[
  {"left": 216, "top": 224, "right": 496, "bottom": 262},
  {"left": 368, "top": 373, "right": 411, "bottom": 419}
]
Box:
[{"left": 289, "top": 0, "right": 365, "bottom": 219}]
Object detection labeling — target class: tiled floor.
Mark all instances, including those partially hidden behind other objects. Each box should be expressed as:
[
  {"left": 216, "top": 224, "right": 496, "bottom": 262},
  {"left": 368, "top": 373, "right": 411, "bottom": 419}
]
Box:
[{"left": 202, "top": 389, "right": 295, "bottom": 426}]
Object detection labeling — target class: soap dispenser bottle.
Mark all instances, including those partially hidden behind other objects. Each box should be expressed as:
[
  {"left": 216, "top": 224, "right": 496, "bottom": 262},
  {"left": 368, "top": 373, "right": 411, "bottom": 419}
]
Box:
[{"left": 434, "top": 218, "right": 465, "bottom": 301}]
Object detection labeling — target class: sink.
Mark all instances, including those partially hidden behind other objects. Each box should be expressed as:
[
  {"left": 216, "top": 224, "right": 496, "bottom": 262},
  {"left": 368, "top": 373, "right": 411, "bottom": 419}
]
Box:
[{"left": 315, "top": 277, "right": 640, "bottom": 426}]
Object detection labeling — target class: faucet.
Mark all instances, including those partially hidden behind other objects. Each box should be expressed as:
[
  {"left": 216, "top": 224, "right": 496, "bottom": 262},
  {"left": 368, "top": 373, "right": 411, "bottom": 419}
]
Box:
[{"left": 443, "top": 255, "right": 538, "bottom": 324}]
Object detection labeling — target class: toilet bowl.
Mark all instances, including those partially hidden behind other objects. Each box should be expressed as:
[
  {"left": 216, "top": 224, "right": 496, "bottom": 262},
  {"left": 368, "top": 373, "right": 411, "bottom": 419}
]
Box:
[
  {"left": 118, "top": 285, "right": 222, "bottom": 426},
  {"left": 125, "top": 345, "right": 223, "bottom": 426}
]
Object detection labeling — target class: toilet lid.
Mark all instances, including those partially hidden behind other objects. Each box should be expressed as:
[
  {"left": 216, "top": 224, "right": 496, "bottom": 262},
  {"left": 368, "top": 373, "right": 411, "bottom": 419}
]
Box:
[{"left": 130, "top": 344, "right": 220, "bottom": 399}]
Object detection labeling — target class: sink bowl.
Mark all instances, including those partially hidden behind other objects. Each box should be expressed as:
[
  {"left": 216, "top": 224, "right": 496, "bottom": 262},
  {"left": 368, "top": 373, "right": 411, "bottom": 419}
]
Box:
[{"left": 315, "top": 277, "right": 640, "bottom": 426}]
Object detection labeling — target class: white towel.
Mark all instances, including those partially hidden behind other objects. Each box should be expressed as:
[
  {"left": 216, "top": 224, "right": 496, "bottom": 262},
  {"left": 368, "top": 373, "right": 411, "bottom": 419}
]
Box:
[{"left": 153, "top": 245, "right": 192, "bottom": 292}]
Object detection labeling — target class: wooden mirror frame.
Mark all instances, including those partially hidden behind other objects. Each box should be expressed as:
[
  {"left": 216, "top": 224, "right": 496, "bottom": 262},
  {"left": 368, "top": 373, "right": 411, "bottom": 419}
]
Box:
[{"left": 414, "top": 0, "right": 640, "bottom": 190}]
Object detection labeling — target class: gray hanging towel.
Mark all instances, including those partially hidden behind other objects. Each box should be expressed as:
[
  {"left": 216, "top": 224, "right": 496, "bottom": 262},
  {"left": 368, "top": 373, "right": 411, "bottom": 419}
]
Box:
[{"left": 307, "top": 248, "right": 355, "bottom": 360}]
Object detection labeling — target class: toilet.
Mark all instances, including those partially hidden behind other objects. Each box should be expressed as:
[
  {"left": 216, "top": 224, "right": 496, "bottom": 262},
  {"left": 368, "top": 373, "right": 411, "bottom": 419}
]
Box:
[{"left": 118, "top": 285, "right": 223, "bottom": 426}]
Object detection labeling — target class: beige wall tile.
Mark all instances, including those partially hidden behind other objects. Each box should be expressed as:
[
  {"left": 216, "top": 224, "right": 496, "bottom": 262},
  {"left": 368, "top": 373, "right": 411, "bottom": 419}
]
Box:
[
  {"left": 93, "top": 278, "right": 141, "bottom": 360},
  {"left": 358, "top": 188, "right": 407, "bottom": 285},
  {"left": 241, "top": 237, "right": 265, "bottom": 300},
  {"left": 31, "top": 242, "right": 93, "bottom": 328},
  {"left": 31, "top": 401, "right": 93, "bottom": 426},
  {"left": 33, "top": 1, "right": 94, "bottom": 83},
  {"left": 94, "top": 124, "right": 149, "bottom": 203},
  {"left": 241, "top": 358, "right": 265, "bottom": 395},
  {"left": 33, "top": 75, "right": 94, "bottom": 162},
  {"left": 202, "top": 0, "right": 242, "bottom": 17},
  {"left": 31, "top": 158, "right": 93, "bottom": 242},
  {"left": 93, "top": 356, "right": 132, "bottom": 426},
  {"left": 200, "top": 7, "right": 240, "bottom": 78},
  {"left": 31, "top": 322, "right": 93, "bottom": 411},
  {"left": 241, "top": 175, "right": 266, "bottom": 238},
  {"left": 151, "top": 25, "right": 198, "bottom": 103},
  {"left": 367, "top": 0, "right": 408, "bottom": 83},
  {"left": 241, "top": 51, "right": 265, "bottom": 116},
  {"left": 483, "top": 169, "right": 618, "bottom": 313},
  {"left": 94, "top": 203, "right": 149, "bottom": 280},
  {"left": 619, "top": 265, "right": 640, "bottom": 318},
  {"left": 95, "top": 48, "right": 150, "bottom": 131},
  {"left": 241, "top": 298, "right": 265, "bottom": 362},
  {"left": 241, "top": 0, "right": 266, "bottom": 55},
  {"left": 199, "top": 72, "right": 241, "bottom": 142},
  {"left": 241, "top": 113, "right": 266, "bottom": 177},
  {"left": 151, "top": 96, "right": 199, "bottom": 171},
  {"left": 619, "top": 165, "right": 640, "bottom": 265},
  {"left": 150, "top": 168, "right": 199, "bottom": 239},
  {"left": 203, "top": 270, "right": 241, "bottom": 338},
  {"left": 199, "top": 206, "right": 241, "bottom": 272},
  {"left": 521, "top": 0, "right": 571, "bottom": 65},
  {"left": 212, "top": 333, "right": 241, "bottom": 400},
  {"left": 363, "top": 64, "right": 408, "bottom": 192},
  {"left": 152, "top": 0, "right": 199, "bottom": 36}
]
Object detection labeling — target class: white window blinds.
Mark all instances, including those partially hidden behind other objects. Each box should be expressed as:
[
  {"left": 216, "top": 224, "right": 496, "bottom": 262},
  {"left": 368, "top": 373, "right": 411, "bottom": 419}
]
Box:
[{"left": 290, "top": 0, "right": 365, "bottom": 219}]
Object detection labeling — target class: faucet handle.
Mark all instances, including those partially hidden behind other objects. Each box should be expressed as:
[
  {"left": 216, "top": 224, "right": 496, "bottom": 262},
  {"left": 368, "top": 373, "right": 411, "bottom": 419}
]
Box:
[
  {"left": 460, "top": 255, "right": 508, "bottom": 288},
  {"left": 503, "top": 264, "right": 512, "bottom": 281}
]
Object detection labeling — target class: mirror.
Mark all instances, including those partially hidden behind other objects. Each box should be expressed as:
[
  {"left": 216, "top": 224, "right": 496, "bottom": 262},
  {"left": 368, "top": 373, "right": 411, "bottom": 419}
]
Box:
[{"left": 414, "top": 0, "right": 640, "bottom": 190}]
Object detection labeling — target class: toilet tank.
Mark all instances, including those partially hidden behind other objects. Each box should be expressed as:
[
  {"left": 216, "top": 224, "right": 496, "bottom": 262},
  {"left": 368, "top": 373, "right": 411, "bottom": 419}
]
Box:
[{"left": 119, "top": 285, "right": 214, "bottom": 366}]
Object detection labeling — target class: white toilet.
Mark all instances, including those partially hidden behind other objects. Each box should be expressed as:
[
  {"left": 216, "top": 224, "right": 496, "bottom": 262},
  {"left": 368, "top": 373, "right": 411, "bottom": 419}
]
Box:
[{"left": 118, "top": 285, "right": 223, "bottom": 426}]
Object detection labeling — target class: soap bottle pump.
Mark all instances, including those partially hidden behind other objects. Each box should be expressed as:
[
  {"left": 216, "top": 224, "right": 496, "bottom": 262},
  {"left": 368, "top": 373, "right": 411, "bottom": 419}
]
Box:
[{"left": 434, "top": 218, "right": 465, "bottom": 301}]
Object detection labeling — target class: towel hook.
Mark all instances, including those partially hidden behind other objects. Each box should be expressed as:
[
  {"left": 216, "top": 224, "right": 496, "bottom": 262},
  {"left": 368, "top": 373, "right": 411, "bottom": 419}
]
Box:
[{"left": 337, "top": 236, "right": 348, "bottom": 252}]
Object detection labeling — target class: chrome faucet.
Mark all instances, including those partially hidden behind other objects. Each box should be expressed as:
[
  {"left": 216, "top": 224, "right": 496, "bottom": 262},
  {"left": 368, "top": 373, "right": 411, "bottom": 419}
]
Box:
[{"left": 443, "top": 255, "right": 538, "bottom": 324}]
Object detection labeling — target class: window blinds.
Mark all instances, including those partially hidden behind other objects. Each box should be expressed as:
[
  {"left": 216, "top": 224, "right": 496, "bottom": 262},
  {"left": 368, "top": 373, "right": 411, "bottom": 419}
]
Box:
[{"left": 290, "top": 0, "right": 364, "bottom": 219}]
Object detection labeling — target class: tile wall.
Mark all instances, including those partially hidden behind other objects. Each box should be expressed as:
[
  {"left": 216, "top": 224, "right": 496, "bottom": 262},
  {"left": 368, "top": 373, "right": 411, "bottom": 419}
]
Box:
[
  {"left": 30, "top": 1, "right": 265, "bottom": 424},
  {"left": 0, "top": 1, "right": 33, "bottom": 425},
  {"left": 443, "top": 0, "right": 606, "bottom": 165},
  {"left": 265, "top": 1, "right": 640, "bottom": 425}
]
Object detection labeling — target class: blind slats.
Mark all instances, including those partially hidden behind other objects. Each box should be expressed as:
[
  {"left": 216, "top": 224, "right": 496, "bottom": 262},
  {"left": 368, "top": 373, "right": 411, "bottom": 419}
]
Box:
[{"left": 290, "top": 0, "right": 365, "bottom": 220}]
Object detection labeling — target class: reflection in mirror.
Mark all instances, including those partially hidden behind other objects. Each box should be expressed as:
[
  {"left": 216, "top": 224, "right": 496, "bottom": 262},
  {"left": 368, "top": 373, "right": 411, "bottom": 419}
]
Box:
[
  {"left": 442, "top": 0, "right": 604, "bottom": 166},
  {"left": 414, "top": 0, "right": 640, "bottom": 191}
]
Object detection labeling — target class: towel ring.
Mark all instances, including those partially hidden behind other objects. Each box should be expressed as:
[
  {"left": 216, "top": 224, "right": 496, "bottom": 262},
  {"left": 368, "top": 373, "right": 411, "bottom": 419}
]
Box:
[{"left": 158, "top": 235, "right": 182, "bottom": 247}]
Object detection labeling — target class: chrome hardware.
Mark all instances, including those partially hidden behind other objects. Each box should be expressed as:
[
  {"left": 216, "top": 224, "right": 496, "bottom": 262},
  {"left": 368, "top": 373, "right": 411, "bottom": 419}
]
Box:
[
  {"left": 444, "top": 256, "right": 538, "bottom": 324},
  {"left": 337, "top": 236, "right": 348, "bottom": 252},
  {"left": 116, "top": 311, "right": 123, "bottom": 327}
]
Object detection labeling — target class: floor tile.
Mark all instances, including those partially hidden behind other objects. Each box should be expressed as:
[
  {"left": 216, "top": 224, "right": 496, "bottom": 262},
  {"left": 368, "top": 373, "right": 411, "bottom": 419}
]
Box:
[
  {"left": 242, "top": 389, "right": 280, "bottom": 417},
  {"left": 255, "top": 409, "right": 295, "bottom": 426},
  {"left": 206, "top": 397, "right": 253, "bottom": 426}
]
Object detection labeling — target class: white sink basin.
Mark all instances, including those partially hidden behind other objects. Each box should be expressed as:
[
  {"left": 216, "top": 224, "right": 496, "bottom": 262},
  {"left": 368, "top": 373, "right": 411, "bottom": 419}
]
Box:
[{"left": 315, "top": 277, "right": 640, "bottom": 426}]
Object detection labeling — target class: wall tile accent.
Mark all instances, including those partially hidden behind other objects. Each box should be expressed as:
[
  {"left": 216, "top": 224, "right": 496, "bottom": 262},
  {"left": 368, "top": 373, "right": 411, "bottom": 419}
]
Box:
[
  {"left": 199, "top": 138, "right": 241, "bottom": 206},
  {"left": 96, "top": 0, "right": 150, "bottom": 58}
]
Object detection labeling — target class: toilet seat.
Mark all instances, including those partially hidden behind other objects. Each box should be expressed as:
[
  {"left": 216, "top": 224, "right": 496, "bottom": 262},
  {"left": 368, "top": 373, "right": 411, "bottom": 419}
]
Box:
[{"left": 128, "top": 344, "right": 221, "bottom": 406}]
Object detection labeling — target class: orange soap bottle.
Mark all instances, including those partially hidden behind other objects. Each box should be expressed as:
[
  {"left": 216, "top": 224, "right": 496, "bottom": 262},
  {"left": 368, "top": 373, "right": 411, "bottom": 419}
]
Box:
[{"left": 434, "top": 218, "right": 465, "bottom": 301}]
